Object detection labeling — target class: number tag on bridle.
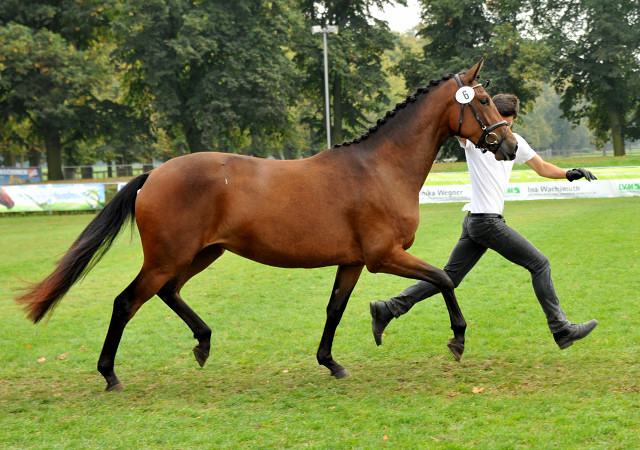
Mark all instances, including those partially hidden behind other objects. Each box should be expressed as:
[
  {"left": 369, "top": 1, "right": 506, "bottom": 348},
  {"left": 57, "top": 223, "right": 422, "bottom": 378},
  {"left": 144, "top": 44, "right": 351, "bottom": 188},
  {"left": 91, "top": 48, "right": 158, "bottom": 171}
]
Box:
[{"left": 455, "top": 86, "right": 475, "bottom": 104}]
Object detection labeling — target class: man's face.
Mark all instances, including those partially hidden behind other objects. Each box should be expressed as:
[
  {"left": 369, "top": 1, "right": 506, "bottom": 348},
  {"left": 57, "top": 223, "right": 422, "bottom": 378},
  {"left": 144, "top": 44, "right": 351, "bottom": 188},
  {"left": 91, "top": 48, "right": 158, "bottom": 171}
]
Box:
[{"left": 501, "top": 115, "right": 515, "bottom": 127}]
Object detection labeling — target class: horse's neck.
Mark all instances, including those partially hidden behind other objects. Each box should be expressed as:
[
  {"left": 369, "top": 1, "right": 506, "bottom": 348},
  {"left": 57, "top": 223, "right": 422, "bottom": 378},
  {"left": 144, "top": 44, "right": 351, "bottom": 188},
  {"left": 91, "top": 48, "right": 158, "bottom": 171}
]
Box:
[{"left": 370, "top": 95, "right": 451, "bottom": 191}]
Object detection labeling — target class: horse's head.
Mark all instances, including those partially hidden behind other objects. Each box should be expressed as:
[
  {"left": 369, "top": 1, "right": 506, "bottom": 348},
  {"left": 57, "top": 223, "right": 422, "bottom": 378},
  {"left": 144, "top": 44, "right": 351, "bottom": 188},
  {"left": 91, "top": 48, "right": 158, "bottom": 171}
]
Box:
[
  {"left": 449, "top": 59, "right": 518, "bottom": 161},
  {"left": 0, "top": 186, "right": 15, "bottom": 209}
]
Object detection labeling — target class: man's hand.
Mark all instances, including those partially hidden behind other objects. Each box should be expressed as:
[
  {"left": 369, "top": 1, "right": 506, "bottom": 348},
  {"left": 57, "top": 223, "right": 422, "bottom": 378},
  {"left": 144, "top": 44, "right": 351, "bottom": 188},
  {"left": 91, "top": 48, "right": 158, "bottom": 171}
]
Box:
[{"left": 566, "top": 168, "right": 597, "bottom": 182}]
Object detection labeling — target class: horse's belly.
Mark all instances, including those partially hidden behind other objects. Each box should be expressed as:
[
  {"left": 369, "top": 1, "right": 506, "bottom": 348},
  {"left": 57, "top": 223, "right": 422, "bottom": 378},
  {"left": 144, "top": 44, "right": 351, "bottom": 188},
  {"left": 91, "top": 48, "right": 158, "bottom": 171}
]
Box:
[{"left": 219, "top": 224, "right": 363, "bottom": 269}]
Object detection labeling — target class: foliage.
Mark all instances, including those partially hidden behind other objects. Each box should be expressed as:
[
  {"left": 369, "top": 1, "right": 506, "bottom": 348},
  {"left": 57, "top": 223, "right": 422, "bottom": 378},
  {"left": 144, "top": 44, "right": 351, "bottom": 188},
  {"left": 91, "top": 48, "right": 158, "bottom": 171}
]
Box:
[
  {"left": 1, "top": 0, "right": 638, "bottom": 167},
  {"left": 397, "top": 0, "right": 549, "bottom": 101},
  {"left": 394, "top": 0, "right": 551, "bottom": 160},
  {"left": 530, "top": 0, "right": 640, "bottom": 156},
  {"left": 114, "top": 0, "right": 302, "bottom": 157},
  {"left": 294, "top": 1, "right": 403, "bottom": 149},
  {"left": 0, "top": 0, "right": 146, "bottom": 179},
  {"left": 518, "top": 84, "right": 592, "bottom": 153},
  {"left": 0, "top": 115, "right": 42, "bottom": 166},
  {"left": 1, "top": 197, "right": 639, "bottom": 447}
]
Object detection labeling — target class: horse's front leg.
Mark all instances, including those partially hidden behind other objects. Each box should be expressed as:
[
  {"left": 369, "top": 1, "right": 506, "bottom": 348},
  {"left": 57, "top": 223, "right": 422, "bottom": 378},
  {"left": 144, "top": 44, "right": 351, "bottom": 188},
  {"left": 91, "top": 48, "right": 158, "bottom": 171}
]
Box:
[
  {"left": 371, "top": 249, "right": 467, "bottom": 361},
  {"left": 317, "top": 264, "right": 364, "bottom": 378},
  {"left": 441, "top": 284, "right": 466, "bottom": 361}
]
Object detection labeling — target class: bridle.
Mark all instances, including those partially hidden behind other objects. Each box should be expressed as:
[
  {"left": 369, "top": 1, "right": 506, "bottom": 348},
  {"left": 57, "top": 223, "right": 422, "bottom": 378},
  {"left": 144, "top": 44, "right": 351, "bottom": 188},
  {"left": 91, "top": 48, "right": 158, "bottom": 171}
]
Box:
[{"left": 454, "top": 74, "right": 511, "bottom": 160}]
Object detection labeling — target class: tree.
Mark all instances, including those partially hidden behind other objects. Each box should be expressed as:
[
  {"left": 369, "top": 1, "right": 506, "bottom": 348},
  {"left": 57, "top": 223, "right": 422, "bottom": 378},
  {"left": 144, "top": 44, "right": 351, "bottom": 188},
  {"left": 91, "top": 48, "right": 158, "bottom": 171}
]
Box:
[
  {"left": 114, "top": 0, "right": 302, "bottom": 157},
  {"left": 392, "top": 0, "right": 550, "bottom": 160},
  {"left": 519, "top": 84, "right": 592, "bottom": 154},
  {"left": 530, "top": 0, "right": 640, "bottom": 156},
  {"left": 295, "top": 1, "right": 404, "bottom": 149},
  {"left": 0, "top": 115, "right": 41, "bottom": 166},
  {"left": 397, "top": 0, "right": 548, "bottom": 98},
  {"left": 0, "top": 0, "right": 130, "bottom": 179}
]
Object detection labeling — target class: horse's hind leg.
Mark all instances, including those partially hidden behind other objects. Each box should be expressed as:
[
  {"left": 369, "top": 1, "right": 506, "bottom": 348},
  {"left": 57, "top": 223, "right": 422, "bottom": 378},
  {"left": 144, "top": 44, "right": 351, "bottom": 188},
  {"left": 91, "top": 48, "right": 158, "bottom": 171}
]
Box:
[
  {"left": 97, "top": 269, "right": 173, "bottom": 391},
  {"left": 158, "top": 288, "right": 212, "bottom": 367},
  {"left": 317, "top": 264, "right": 364, "bottom": 379},
  {"left": 157, "top": 245, "right": 225, "bottom": 368}
]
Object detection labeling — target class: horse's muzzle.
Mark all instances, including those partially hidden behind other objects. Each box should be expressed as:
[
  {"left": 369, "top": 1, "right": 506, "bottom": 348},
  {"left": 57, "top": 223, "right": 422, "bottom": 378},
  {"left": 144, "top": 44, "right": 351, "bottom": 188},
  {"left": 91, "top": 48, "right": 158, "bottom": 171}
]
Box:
[{"left": 493, "top": 136, "right": 518, "bottom": 161}]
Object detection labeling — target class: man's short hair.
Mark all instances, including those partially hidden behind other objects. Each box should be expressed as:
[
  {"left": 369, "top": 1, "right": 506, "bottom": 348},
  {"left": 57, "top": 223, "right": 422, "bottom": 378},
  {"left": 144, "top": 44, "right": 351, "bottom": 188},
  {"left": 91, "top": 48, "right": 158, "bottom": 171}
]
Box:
[{"left": 492, "top": 94, "right": 520, "bottom": 119}]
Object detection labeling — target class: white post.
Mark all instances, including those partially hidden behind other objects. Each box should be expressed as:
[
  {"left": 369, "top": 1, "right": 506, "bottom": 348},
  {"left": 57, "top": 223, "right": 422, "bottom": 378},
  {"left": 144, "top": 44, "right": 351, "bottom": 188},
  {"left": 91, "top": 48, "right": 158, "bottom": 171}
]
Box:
[
  {"left": 312, "top": 25, "right": 338, "bottom": 149},
  {"left": 322, "top": 31, "right": 331, "bottom": 149}
]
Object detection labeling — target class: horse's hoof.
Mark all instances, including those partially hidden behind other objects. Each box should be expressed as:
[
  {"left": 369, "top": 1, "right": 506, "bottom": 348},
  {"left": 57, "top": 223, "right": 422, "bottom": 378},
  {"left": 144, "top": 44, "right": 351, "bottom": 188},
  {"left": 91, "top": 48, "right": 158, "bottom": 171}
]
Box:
[
  {"left": 332, "top": 368, "right": 351, "bottom": 379},
  {"left": 447, "top": 341, "right": 464, "bottom": 362},
  {"left": 105, "top": 381, "right": 125, "bottom": 392},
  {"left": 193, "top": 345, "right": 209, "bottom": 367}
]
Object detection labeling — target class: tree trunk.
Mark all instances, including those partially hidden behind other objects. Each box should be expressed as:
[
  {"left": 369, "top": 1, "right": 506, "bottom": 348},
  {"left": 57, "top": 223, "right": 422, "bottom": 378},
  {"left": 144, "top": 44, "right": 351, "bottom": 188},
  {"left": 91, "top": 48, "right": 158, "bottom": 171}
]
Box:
[
  {"left": 332, "top": 73, "right": 343, "bottom": 147},
  {"left": 2, "top": 150, "right": 16, "bottom": 166},
  {"left": 44, "top": 128, "right": 64, "bottom": 180},
  {"left": 28, "top": 148, "right": 41, "bottom": 167},
  {"left": 609, "top": 107, "right": 625, "bottom": 156},
  {"left": 184, "top": 117, "right": 205, "bottom": 153}
]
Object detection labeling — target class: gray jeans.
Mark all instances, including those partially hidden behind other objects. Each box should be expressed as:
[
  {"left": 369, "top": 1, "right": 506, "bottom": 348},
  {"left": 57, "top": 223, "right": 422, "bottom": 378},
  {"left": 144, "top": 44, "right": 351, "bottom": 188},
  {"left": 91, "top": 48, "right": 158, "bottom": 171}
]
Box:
[{"left": 386, "top": 213, "right": 571, "bottom": 333}]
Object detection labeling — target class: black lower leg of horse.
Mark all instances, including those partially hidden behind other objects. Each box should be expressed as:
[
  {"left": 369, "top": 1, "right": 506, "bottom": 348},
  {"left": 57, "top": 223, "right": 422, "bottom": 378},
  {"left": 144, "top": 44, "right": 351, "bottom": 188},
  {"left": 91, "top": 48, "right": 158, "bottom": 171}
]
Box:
[
  {"left": 439, "top": 284, "right": 467, "bottom": 361},
  {"left": 374, "top": 250, "right": 467, "bottom": 361},
  {"left": 154, "top": 246, "right": 223, "bottom": 367},
  {"left": 157, "top": 284, "right": 211, "bottom": 367},
  {"left": 97, "top": 285, "right": 137, "bottom": 391},
  {"left": 316, "top": 265, "right": 363, "bottom": 378}
]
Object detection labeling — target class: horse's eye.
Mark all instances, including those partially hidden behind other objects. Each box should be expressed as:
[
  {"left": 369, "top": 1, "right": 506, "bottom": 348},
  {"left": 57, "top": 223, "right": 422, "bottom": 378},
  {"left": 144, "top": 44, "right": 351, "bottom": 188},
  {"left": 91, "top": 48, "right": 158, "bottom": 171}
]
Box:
[{"left": 479, "top": 98, "right": 490, "bottom": 106}]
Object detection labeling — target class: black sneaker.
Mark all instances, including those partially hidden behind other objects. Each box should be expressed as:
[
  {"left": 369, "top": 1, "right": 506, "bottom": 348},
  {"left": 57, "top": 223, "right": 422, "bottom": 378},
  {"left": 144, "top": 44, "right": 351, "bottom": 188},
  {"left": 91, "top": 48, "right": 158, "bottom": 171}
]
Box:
[
  {"left": 370, "top": 301, "right": 393, "bottom": 346},
  {"left": 553, "top": 319, "right": 598, "bottom": 349}
]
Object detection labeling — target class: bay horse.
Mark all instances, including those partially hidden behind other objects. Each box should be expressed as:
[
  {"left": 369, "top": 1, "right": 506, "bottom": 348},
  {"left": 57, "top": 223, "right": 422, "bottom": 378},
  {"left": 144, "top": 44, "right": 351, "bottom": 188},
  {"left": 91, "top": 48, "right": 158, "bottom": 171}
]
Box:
[{"left": 17, "top": 59, "right": 518, "bottom": 391}]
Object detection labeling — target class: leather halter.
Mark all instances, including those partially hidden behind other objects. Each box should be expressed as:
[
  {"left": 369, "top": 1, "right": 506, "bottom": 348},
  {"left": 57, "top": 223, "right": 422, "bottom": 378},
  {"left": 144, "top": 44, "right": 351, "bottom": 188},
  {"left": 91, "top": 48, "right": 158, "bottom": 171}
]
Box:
[{"left": 454, "top": 74, "right": 511, "bottom": 160}]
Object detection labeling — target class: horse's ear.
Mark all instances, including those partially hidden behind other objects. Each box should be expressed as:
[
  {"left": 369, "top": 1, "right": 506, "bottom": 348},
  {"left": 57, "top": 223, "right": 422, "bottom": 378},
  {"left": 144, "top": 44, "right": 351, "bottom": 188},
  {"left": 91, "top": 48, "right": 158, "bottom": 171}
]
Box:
[{"left": 462, "top": 58, "right": 484, "bottom": 83}]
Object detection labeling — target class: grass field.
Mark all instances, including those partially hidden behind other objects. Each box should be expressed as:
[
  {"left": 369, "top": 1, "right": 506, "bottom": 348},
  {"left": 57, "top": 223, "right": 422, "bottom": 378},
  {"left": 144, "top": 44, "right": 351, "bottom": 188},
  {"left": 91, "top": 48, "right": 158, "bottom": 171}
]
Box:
[{"left": 1, "top": 197, "right": 639, "bottom": 448}]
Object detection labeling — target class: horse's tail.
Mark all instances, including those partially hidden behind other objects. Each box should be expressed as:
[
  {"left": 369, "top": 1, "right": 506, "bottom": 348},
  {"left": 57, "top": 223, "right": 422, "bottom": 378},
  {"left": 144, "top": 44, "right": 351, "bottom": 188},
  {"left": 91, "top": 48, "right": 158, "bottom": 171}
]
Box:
[{"left": 16, "top": 173, "right": 150, "bottom": 323}]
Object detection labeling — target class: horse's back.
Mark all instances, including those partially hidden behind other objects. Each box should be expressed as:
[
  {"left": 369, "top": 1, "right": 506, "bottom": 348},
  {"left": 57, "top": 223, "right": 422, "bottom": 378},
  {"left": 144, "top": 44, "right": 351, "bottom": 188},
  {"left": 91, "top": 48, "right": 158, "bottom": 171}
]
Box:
[{"left": 134, "top": 151, "right": 369, "bottom": 268}]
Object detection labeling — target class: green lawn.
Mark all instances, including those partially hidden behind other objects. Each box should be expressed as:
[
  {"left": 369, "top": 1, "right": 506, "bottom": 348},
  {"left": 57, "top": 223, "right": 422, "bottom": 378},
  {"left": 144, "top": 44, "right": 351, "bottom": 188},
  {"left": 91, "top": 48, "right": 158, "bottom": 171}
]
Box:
[{"left": 1, "top": 197, "right": 639, "bottom": 448}]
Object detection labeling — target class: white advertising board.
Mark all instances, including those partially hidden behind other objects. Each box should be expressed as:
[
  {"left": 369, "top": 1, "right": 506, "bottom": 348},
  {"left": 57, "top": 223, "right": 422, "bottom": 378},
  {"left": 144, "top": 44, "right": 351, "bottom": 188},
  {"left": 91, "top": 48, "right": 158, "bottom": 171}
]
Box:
[{"left": 419, "top": 167, "right": 640, "bottom": 204}]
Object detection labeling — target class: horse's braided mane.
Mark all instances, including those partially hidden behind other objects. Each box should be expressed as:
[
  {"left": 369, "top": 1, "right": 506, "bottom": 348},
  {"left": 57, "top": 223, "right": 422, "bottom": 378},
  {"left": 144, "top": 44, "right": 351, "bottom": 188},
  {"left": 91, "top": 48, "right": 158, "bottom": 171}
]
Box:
[{"left": 333, "top": 73, "right": 456, "bottom": 148}]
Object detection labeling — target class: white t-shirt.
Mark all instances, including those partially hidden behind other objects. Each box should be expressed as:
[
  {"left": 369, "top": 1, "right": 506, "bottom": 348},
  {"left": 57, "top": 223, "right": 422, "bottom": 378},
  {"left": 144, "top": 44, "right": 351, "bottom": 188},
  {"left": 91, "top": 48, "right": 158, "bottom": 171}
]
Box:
[{"left": 460, "top": 132, "right": 536, "bottom": 214}]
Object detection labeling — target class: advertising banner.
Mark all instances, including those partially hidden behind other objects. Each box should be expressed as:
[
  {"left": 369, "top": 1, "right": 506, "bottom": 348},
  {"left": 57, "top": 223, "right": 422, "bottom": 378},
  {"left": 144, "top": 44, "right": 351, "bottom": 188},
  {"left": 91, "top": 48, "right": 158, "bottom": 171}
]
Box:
[
  {"left": 0, "top": 167, "right": 42, "bottom": 185},
  {"left": 419, "top": 166, "right": 640, "bottom": 204},
  {"left": 0, "top": 183, "right": 105, "bottom": 213},
  {"left": 420, "top": 179, "right": 640, "bottom": 203}
]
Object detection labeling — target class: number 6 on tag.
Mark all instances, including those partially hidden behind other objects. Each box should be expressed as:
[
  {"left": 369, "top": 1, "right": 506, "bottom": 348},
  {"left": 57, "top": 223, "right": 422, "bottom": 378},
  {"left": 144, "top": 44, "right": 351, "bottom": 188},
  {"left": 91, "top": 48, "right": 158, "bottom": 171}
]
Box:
[{"left": 455, "top": 86, "right": 475, "bottom": 104}]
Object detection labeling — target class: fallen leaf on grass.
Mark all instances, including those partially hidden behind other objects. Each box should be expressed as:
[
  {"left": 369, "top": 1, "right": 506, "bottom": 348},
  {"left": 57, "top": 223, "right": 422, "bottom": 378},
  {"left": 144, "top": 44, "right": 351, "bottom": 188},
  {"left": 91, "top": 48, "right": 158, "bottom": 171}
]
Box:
[
  {"left": 37, "top": 357, "right": 46, "bottom": 363},
  {"left": 472, "top": 386, "right": 484, "bottom": 394},
  {"left": 383, "top": 435, "right": 389, "bottom": 441},
  {"left": 56, "top": 353, "right": 69, "bottom": 360}
]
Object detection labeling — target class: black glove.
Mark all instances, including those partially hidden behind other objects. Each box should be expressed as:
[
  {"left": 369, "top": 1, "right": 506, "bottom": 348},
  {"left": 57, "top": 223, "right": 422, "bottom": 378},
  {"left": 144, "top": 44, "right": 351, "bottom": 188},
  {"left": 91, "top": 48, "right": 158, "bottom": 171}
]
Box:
[{"left": 566, "top": 168, "right": 597, "bottom": 182}]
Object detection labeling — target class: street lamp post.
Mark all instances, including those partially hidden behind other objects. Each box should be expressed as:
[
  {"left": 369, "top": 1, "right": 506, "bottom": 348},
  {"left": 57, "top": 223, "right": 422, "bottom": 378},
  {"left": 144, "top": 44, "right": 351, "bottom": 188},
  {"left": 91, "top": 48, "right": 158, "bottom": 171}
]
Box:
[{"left": 311, "top": 25, "right": 338, "bottom": 149}]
